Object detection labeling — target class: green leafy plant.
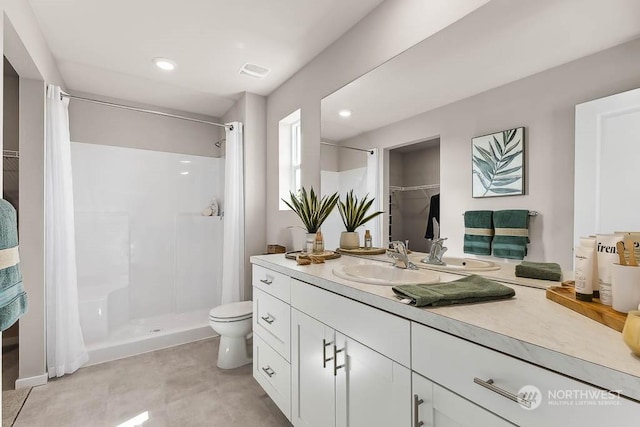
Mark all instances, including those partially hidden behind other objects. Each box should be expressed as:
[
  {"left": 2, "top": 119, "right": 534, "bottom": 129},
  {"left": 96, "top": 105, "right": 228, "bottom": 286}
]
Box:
[
  {"left": 473, "top": 128, "right": 523, "bottom": 196},
  {"left": 282, "top": 187, "right": 339, "bottom": 233},
  {"left": 338, "top": 190, "right": 383, "bottom": 232}
]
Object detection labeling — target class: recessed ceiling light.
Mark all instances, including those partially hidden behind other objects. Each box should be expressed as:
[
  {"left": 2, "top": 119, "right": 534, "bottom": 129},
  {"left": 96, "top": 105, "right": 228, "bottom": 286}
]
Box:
[
  {"left": 339, "top": 110, "right": 352, "bottom": 118},
  {"left": 180, "top": 171, "right": 189, "bottom": 175},
  {"left": 239, "top": 63, "right": 270, "bottom": 79},
  {"left": 153, "top": 57, "right": 177, "bottom": 71}
]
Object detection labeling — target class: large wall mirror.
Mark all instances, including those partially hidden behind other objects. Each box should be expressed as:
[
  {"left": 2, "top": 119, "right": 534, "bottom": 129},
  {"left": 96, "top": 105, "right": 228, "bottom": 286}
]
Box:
[{"left": 320, "top": 1, "right": 640, "bottom": 268}]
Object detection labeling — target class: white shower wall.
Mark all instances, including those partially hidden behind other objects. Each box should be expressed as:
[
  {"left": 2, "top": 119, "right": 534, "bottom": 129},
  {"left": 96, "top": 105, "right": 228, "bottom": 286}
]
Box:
[{"left": 71, "top": 142, "right": 224, "bottom": 353}]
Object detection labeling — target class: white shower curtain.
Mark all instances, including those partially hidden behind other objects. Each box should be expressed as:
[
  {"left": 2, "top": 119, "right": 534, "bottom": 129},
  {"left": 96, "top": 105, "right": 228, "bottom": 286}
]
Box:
[
  {"left": 220, "top": 122, "right": 245, "bottom": 304},
  {"left": 45, "top": 85, "right": 88, "bottom": 377}
]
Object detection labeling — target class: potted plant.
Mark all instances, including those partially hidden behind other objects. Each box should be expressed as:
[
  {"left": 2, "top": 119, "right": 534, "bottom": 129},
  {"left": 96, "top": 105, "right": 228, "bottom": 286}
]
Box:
[
  {"left": 338, "top": 190, "right": 383, "bottom": 249},
  {"left": 283, "top": 187, "right": 339, "bottom": 253}
]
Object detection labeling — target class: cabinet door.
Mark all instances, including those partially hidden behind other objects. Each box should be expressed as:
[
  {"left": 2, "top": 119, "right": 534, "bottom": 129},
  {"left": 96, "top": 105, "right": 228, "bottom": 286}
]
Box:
[
  {"left": 336, "top": 332, "right": 411, "bottom": 427},
  {"left": 412, "top": 373, "right": 434, "bottom": 427},
  {"left": 291, "top": 309, "right": 336, "bottom": 427},
  {"left": 432, "top": 384, "right": 514, "bottom": 427}
]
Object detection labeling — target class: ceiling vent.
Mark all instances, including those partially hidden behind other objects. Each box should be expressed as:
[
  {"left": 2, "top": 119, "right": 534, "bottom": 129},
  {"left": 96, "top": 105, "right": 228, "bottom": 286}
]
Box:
[{"left": 239, "top": 63, "right": 270, "bottom": 79}]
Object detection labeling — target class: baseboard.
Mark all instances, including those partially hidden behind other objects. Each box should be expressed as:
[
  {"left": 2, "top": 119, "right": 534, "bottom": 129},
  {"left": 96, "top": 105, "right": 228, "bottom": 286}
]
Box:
[{"left": 15, "top": 374, "right": 48, "bottom": 389}]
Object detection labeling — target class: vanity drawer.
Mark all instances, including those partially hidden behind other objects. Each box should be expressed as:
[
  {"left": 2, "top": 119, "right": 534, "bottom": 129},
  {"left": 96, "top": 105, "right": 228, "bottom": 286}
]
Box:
[
  {"left": 412, "top": 323, "right": 640, "bottom": 426},
  {"left": 253, "top": 288, "right": 291, "bottom": 361},
  {"left": 254, "top": 334, "right": 291, "bottom": 421},
  {"left": 291, "top": 278, "right": 410, "bottom": 367},
  {"left": 252, "top": 265, "right": 290, "bottom": 303}
]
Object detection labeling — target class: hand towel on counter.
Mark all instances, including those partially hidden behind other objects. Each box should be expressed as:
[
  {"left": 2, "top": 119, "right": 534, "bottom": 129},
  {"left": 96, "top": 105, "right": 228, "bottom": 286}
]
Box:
[
  {"left": 492, "top": 210, "right": 529, "bottom": 260},
  {"left": 0, "top": 199, "right": 27, "bottom": 331},
  {"left": 515, "top": 261, "right": 562, "bottom": 282},
  {"left": 392, "top": 275, "right": 515, "bottom": 307},
  {"left": 463, "top": 210, "right": 494, "bottom": 255}
]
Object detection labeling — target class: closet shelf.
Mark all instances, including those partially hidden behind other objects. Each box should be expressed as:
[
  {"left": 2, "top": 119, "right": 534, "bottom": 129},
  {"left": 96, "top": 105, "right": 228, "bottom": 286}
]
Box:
[{"left": 389, "top": 184, "right": 439, "bottom": 192}]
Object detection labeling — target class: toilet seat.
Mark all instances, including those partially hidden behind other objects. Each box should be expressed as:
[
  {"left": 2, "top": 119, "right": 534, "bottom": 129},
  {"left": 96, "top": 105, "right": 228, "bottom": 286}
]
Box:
[{"left": 209, "top": 300, "right": 252, "bottom": 323}]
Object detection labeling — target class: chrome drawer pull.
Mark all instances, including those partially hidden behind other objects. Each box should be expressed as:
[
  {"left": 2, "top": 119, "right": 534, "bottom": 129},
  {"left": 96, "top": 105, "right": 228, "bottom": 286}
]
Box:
[
  {"left": 262, "top": 366, "right": 275, "bottom": 377},
  {"left": 333, "top": 345, "right": 345, "bottom": 376},
  {"left": 260, "top": 278, "right": 273, "bottom": 285},
  {"left": 473, "top": 378, "right": 533, "bottom": 409},
  {"left": 260, "top": 315, "right": 275, "bottom": 324},
  {"left": 413, "top": 394, "right": 424, "bottom": 427},
  {"left": 322, "top": 339, "right": 333, "bottom": 368}
]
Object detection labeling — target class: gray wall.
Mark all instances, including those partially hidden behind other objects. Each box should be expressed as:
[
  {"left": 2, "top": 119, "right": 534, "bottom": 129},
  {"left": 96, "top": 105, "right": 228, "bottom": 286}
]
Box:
[
  {"left": 69, "top": 91, "right": 223, "bottom": 157},
  {"left": 340, "top": 39, "right": 640, "bottom": 269},
  {"left": 223, "top": 92, "right": 267, "bottom": 301},
  {"left": 3, "top": 57, "right": 18, "bottom": 151}
]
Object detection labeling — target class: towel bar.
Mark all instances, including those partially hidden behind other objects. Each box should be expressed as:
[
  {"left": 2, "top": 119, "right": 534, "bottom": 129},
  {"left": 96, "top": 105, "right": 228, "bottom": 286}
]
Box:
[{"left": 462, "top": 211, "right": 538, "bottom": 217}]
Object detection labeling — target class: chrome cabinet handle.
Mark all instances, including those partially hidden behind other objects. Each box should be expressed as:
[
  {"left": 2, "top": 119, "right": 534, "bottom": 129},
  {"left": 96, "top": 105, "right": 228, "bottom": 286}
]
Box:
[
  {"left": 473, "top": 378, "right": 532, "bottom": 409},
  {"left": 322, "top": 339, "right": 333, "bottom": 368},
  {"left": 333, "top": 345, "right": 345, "bottom": 376},
  {"left": 413, "top": 394, "right": 424, "bottom": 427},
  {"left": 260, "top": 315, "right": 274, "bottom": 324},
  {"left": 262, "top": 366, "right": 275, "bottom": 377},
  {"left": 260, "top": 278, "right": 273, "bottom": 285}
]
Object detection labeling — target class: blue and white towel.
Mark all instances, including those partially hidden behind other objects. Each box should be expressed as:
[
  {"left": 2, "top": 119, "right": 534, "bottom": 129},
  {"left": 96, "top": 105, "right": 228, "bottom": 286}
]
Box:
[{"left": 0, "top": 199, "right": 27, "bottom": 331}]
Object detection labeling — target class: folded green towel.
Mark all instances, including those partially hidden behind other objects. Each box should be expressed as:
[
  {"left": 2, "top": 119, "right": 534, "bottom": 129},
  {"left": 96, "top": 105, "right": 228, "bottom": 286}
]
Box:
[
  {"left": 515, "top": 261, "right": 562, "bottom": 282},
  {"left": 463, "top": 210, "right": 493, "bottom": 256},
  {"left": 0, "top": 200, "right": 27, "bottom": 331},
  {"left": 392, "top": 274, "right": 515, "bottom": 307},
  {"left": 493, "top": 210, "right": 529, "bottom": 260}
]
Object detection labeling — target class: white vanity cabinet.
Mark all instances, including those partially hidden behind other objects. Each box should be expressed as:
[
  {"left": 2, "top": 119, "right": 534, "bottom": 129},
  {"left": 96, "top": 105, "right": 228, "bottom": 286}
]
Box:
[
  {"left": 252, "top": 265, "right": 292, "bottom": 421},
  {"left": 413, "top": 373, "right": 514, "bottom": 427},
  {"left": 291, "top": 279, "right": 412, "bottom": 427}
]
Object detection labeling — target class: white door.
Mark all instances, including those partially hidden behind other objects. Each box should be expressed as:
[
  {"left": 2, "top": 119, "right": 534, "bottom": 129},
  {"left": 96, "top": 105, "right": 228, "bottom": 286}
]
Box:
[
  {"left": 336, "top": 332, "right": 412, "bottom": 427},
  {"left": 574, "top": 87, "right": 640, "bottom": 244},
  {"left": 413, "top": 373, "right": 434, "bottom": 427},
  {"left": 432, "top": 383, "right": 514, "bottom": 427},
  {"left": 291, "top": 309, "right": 335, "bottom": 427}
]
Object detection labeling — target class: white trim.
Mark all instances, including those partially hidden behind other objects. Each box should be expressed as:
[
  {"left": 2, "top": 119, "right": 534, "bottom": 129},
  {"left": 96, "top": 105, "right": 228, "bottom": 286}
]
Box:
[{"left": 15, "top": 373, "right": 48, "bottom": 389}]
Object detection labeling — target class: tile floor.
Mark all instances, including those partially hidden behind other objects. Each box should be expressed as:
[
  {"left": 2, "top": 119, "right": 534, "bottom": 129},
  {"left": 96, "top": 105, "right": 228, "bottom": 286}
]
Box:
[{"left": 13, "top": 337, "right": 292, "bottom": 427}]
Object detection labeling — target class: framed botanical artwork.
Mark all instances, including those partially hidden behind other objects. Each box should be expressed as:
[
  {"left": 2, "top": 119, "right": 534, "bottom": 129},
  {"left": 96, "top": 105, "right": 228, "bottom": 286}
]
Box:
[{"left": 472, "top": 127, "right": 525, "bottom": 198}]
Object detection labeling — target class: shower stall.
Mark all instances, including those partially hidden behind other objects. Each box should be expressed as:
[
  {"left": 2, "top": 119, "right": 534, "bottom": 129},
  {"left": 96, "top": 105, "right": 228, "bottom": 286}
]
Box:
[{"left": 71, "top": 142, "right": 224, "bottom": 365}]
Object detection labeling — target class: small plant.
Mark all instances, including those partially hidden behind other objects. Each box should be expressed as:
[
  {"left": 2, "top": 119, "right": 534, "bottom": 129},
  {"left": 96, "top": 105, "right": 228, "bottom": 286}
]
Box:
[
  {"left": 338, "top": 190, "right": 383, "bottom": 232},
  {"left": 282, "top": 187, "right": 339, "bottom": 233}
]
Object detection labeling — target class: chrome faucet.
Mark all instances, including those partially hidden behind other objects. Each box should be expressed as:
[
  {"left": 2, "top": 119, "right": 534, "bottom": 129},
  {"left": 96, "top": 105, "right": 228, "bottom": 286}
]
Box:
[
  {"left": 387, "top": 240, "right": 418, "bottom": 270},
  {"left": 421, "top": 237, "right": 448, "bottom": 265}
]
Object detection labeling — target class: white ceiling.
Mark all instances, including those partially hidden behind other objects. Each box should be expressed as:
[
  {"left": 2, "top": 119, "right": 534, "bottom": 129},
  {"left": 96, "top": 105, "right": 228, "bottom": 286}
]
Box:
[
  {"left": 27, "top": 0, "right": 385, "bottom": 117},
  {"left": 322, "top": 0, "right": 640, "bottom": 142}
]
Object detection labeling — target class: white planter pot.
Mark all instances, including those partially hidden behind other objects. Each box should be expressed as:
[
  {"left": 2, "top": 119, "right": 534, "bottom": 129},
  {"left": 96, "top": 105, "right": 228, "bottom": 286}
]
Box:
[{"left": 340, "top": 231, "right": 360, "bottom": 249}]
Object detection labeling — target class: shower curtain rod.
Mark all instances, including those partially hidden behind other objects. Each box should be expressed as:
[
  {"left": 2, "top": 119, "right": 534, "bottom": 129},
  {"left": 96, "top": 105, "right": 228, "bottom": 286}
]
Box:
[
  {"left": 60, "top": 92, "right": 233, "bottom": 130},
  {"left": 321, "top": 141, "right": 374, "bottom": 155}
]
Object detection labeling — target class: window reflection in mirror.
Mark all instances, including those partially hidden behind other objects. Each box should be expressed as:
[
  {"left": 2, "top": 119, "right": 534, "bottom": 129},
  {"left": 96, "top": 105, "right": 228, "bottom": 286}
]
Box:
[
  {"left": 278, "top": 109, "right": 301, "bottom": 210},
  {"left": 388, "top": 139, "right": 440, "bottom": 253}
]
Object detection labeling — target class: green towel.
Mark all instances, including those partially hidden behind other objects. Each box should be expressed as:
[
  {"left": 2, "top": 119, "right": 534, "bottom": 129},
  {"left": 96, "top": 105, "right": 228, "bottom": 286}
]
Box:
[
  {"left": 493, "top": 210, "right": 529, "bottom": 260},
  {"left": 0, "top": 200, "right": 27, "bottom": 331},
  {"left": 463, "top": 210, "right": 493, "bottom": 255},
  {"left": 515, "top": 261, "right": 562, "bottom": 282},
  {"left": 392, "top": 274, "right": 515, "bottom": 307}
]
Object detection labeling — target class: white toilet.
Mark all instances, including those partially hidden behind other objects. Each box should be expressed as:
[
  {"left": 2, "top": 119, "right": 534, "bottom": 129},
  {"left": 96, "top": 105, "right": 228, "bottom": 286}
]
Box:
[{"left": 209, "top": 300, "right": 253, "bottom": 369}]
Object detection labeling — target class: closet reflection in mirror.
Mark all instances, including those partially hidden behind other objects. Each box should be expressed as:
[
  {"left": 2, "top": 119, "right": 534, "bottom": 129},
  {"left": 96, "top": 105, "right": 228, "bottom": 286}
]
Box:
[{"left": 389, "top": 139, "right": 440, "bottom": 253}]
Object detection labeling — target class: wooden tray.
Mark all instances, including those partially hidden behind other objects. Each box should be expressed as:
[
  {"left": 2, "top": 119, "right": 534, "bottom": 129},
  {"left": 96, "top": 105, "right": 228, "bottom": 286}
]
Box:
[
  {"left": 546, "top": 285, "right": 627, "bottom": 332},
  {"left": 337, "top": 247, "right": 387, "bottom": 255},
  {"left": 285, "top": 250, "right": 341, "bottom": 261}
]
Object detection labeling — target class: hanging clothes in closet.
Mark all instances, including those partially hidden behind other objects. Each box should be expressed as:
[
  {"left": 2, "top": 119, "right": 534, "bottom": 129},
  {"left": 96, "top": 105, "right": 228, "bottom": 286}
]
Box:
[{"left": 424, "top": 193, "right": 440, "bottom": 239}]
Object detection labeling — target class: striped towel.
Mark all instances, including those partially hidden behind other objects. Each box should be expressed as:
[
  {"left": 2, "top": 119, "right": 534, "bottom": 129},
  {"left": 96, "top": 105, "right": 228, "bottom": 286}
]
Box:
[
  {"left": 0, "top": 199, "right": 27, "bottom": 331},
  {"left": 463, "top": 210, "right": 494, "bottom": 255},
  {"left": 493, "top": 210, "right": 529, "bottom": 260}
]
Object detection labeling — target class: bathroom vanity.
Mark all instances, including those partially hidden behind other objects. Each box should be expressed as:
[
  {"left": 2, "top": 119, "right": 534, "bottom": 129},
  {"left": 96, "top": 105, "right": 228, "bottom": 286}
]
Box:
[{"left": 250, "top": 254, "right": 640, "bottom": 426}]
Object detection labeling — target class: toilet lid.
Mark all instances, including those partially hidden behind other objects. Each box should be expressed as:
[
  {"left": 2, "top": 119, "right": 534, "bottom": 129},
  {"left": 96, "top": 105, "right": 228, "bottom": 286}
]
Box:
[{"left": 209, "top": 301, "right": 253, "bottom": 321}]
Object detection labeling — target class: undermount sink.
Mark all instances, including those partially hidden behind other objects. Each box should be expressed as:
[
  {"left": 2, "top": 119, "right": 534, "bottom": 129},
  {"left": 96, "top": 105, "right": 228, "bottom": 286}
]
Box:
[
  {"left": 332, "top": 263, "right": 439, "bottom": 286},
  {"left": 411, "top": 255, "right": 500, "bottom": 272}
]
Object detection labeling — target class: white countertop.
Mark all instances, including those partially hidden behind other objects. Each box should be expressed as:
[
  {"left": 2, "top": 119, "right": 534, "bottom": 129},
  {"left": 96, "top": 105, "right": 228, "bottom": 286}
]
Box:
[{"left": 250, "top": 253, "right": 640, "bottom": 401}]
